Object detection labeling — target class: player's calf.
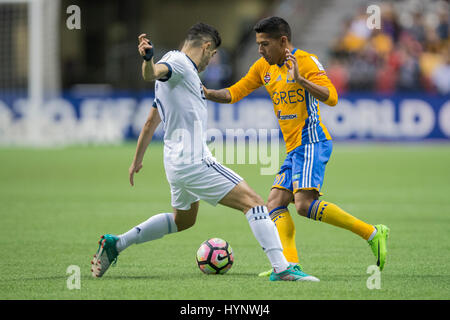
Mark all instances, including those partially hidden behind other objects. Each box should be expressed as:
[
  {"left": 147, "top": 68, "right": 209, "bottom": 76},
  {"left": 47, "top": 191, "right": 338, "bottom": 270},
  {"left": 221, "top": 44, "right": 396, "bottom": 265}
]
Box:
[
  {"left": 219, "top": 181, "right": 292, "bottom": 274},
  {"left": 219, "top": 180, "right": 265, "bottom": 213},
  {"left": 173, "top": 201, "right": 199, "bottom": 231}
]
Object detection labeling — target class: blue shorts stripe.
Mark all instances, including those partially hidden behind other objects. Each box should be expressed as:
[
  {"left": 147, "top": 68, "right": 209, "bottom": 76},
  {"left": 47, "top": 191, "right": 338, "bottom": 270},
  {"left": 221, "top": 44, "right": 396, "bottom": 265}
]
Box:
[
  {"left": 211, "top": 163, "right": 240, "bottom": 184},
  {"left": 211, "top": 164, "right": 238, "bottom": 185},
  {"left": 216, "top": 163, "right": 242, "bottom": 183}
]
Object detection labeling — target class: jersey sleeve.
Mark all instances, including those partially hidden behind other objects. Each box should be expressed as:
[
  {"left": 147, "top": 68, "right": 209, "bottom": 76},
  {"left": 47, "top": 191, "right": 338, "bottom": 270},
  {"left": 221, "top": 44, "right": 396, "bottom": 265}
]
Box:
[
  {"left": 226, "top": 59, "right": 263, "bottom": 104},
  {"left": 156, "top": 52, "right": 185, "bottom": 82},
  {"left": 301, "top": 54, "right": 338, "bottom": 106}
]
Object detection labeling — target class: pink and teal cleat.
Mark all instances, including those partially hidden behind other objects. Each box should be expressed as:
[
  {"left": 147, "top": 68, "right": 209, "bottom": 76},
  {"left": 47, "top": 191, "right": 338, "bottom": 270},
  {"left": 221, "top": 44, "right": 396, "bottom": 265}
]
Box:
[
  {"left": 269, "top": 264, "right": 320, "bottom": 282},
  {"left": 91, "top": 234, "right": 119, "bottom": 278}
]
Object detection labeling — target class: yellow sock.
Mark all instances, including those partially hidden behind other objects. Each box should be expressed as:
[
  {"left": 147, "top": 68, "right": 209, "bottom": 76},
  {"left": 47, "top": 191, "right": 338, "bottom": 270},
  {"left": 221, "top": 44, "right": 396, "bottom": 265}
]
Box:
[
  {"left": 308, "top": 200, "right": 375, "bottom": 240},
  {"left": 270, "top": 207, "right": 299, "bottom": 264}
]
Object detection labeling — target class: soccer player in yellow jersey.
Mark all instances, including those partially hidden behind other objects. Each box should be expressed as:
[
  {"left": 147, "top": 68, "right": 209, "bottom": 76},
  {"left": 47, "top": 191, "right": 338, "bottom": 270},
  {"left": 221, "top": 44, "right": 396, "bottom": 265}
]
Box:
[{"left": 204, "top": 16, "right": 390, "bottom": 276}]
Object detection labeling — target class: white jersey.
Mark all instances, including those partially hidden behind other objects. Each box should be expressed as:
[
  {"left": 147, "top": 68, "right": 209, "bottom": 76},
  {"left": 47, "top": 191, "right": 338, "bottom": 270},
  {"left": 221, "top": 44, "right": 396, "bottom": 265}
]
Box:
[{"left": 153, "top": 50, "right": 212, "bottom": 167}]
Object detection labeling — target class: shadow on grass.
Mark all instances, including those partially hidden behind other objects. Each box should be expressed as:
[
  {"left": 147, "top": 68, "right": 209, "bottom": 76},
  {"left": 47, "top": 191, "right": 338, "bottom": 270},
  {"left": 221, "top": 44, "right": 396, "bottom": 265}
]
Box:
[
  {"left": 0, "top": 276, "right": 68, "bottom": 282},
  {"left": 91, "top": 271, "right": 259, "bottom": 281}
]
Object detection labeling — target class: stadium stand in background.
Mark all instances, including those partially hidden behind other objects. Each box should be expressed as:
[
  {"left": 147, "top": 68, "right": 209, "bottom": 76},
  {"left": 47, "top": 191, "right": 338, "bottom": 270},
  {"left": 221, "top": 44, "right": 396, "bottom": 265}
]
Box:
[
  {"left": 326, "top": 0, "right": 449, "bottom": 94},
  {"left": 236, "top": 0, "right": 449, "bottom": 95}
]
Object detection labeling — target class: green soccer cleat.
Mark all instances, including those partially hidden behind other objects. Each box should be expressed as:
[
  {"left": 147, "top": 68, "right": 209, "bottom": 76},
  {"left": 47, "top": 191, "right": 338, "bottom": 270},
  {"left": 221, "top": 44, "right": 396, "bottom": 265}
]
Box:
[
  {"left": 258, "top": 268, "right": 272, "bottom": 277},
  {"left": 91, "top": 234, "right": 119, "bottom": 278},
  {"left": 368, "top": 224, "right": 390, "bottom": 271},
  {"left": 269, "top": 265, "right": 320, "bottom": 282}
]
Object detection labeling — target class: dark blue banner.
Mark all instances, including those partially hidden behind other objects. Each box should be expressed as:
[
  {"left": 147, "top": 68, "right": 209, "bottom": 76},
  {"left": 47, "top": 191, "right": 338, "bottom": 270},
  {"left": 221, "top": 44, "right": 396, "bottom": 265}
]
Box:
[{"left": 0, "top": 92, "right": 448, "bottom": 145}]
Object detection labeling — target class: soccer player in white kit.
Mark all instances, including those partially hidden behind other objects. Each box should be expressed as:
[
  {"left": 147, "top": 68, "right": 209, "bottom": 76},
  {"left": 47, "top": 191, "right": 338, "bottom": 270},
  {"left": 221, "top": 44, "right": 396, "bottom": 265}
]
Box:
[{"left": 91, "top": 23, "right": 318, "bottom": 282}]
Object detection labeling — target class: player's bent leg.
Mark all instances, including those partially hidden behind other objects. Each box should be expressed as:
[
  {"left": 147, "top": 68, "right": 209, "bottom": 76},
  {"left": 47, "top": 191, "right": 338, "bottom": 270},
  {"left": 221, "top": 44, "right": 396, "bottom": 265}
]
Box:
[
  {"left": 219, "top": 181, "right": 319, "bottom": 281},
  {"left": 90, "top": 203, "right": 199, "bottom": 278},
  {"left": 259, "top": 188, "right": 299, "bottom": 277},
  {"left": 219, "top": 181, "right": 289, "bottom": 273},
  {"left": 268, "top": 189, "right": 298, "bottom": 265},
  {"left": 295, "top": 189, "right": 376, "bottom": 239},
  {"left": 295, "top": 190, "right": 390, "bottom": 270}
]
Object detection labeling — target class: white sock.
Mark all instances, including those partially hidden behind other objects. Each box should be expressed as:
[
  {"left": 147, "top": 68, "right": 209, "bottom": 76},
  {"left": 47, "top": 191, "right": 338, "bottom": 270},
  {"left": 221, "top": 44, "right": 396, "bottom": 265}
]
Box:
[
  {"left": 245, "top": 205, "right": 289, "bottom": 273},
  {"left": 116, "top": 213, "right": 178, "bottom": 252},
  {"left": 367, "top": 226, "right": 378, "bottom": 241}
]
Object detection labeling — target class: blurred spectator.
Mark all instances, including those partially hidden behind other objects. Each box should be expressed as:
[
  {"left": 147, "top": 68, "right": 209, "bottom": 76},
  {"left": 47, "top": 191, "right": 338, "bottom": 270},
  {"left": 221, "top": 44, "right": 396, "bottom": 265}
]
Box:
[
  {"left": 201, "top": 49, "right": 232, "bottom": 89},
  {"left": 431, "top": 47, "right": 450, "bottom": 94},
  {"left": 371, "top": 29, "right": 394, "bottom": 57},
  {"left": 436, "top": 9, "right": 449, "bottom": 40},
  {"left": 408, "top": 12, "right": 426, "bottom": 43},
  {"left": 328, "top": 0, "right": 449, "bottom": 94},
  {"left": 326, "top": 58, "right": 349, "bottom": 94},
  {"left": 397, "top": 45, "right": 421, "bottom": 91},
  {"left": 379, "top": 2, "right": 401, "bottom": 42}
]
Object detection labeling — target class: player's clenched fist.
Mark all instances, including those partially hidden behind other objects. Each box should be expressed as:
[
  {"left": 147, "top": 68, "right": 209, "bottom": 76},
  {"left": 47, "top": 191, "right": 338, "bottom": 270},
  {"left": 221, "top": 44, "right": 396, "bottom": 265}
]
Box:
[{"left": 138, "top": 33, "right": 153, "bottom": 60}]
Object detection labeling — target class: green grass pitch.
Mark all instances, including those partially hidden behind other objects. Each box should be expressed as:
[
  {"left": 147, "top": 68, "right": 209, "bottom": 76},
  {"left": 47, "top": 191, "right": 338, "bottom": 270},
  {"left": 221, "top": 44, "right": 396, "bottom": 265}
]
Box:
[{"left": 0, "top": 142, "right": 449, "bottom": 300}]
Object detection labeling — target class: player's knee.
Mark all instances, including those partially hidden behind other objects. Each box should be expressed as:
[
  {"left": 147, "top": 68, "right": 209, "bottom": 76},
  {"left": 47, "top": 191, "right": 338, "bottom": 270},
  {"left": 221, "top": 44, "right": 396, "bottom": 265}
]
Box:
[
  {"left": 174, "top": 208, "right": 198, "bottom": 231},
  {"left": 240, "top": 191, "right": 265, "bottom": 213},
  {"left": 247, "top": 192, "right": 265, "bottom": 209},
  {"left": 266, "top": 198, "right": 278, "bottom": 212},
  {"left": 267, "top": 197, "right": 288, "bottom": 213},
  {"left": 294, "top": 190, "right": 319, "bottom": 217},
  {"left": 176, "top": 219, "right": 196, "bottom": 231},
  {"left": 267, "top": 195, "right": 290, "bottom": 212},
  {"left": 295, "top": 200, "right": 311, "bottom": 217}
]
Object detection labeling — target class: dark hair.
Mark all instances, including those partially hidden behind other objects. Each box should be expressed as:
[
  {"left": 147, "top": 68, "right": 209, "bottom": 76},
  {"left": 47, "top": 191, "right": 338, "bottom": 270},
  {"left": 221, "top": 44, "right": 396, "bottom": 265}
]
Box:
[
  {"left": 253, "top": 16, "right": 291, "bottom": 42},
  {"left": 186, "top": 22, "right": 221, "bottom": 48}
]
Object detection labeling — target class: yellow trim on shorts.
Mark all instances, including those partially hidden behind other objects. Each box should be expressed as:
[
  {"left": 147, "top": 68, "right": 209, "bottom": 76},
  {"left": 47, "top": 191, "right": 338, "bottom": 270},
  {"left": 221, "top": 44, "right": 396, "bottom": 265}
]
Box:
[
  {"left": 271, "top": 185, "right": 293, "bottom": 193},
  {"left": 293, "top": 187, "right": 324, "bottom": 196}
]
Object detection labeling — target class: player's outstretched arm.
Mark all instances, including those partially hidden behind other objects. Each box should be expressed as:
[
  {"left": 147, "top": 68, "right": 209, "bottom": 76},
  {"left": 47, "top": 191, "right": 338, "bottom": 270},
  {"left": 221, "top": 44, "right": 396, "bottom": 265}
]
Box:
[
  {"left": 138, "top": 33, "right": 170, "bottom": 82},
  {"left": 129, "top": 107, "right": 161, "bottom": 186},
  {"left": 204, "top": 60, "right": 262, "bottom": 104},
  {"left": 203, "top": 86, "right": 232, "bottom": 103}
]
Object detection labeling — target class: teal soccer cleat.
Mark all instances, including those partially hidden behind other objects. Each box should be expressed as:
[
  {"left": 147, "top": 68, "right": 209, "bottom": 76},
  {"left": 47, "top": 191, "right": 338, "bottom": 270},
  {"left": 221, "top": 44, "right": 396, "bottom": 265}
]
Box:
[
  {"left": 269, "top": 264, "right": 320, "bottom": 282},
  {"left": 259, "top": 263, "right": 305, "bottom": 277},
  {"left": 91, "top": 234, "right": 119, "bottom": 278}
]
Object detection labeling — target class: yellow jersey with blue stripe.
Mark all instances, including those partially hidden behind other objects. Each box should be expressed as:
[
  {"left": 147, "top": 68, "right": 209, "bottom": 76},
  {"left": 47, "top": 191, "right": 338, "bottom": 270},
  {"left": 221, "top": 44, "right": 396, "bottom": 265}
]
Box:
[{"left": 227, "top": 48, "right": 338, "bottom": 153}]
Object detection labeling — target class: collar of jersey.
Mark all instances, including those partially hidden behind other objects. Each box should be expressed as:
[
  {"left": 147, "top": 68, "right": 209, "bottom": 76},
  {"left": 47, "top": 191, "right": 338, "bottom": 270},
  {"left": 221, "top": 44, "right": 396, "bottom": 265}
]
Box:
[
  {"left": 181, "top": 51, "right": 198, "bottom": 71},
  {"left": 277, "top": 48, "right": 298, "bottom": 68}
]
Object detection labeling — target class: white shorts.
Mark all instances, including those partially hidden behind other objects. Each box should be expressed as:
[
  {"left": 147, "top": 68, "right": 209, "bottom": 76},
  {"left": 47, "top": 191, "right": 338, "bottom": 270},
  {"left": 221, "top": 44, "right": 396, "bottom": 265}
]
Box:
[{"left": 164, "top": 157, "right": 243, "bottom": 210}]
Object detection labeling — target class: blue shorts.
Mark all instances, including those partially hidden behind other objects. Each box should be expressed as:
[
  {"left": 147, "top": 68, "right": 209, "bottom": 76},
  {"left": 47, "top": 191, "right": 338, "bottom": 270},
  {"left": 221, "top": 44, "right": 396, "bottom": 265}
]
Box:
[{"left": 272, "top": 140, "right": 333, "bottom": 194}]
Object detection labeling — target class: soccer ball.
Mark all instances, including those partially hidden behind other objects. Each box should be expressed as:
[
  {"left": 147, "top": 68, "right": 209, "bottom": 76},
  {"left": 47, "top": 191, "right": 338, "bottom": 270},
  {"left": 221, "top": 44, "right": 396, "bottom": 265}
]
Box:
[{"left": 196, "top": 238, "right": 234, "bottom": 274}]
